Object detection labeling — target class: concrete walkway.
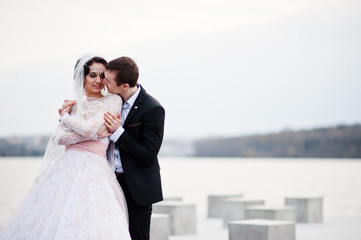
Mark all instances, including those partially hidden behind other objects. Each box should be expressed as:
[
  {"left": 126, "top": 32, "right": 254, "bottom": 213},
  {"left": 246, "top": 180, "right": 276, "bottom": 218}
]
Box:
[{"left": 169, "top": 216, "right": 361, "bottom": 240}]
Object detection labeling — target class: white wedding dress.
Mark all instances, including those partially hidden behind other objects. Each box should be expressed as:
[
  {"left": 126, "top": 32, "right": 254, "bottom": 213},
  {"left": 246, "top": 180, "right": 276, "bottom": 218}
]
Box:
[{"left": 0, "top": 94, "right": 131, "bottom": 240}]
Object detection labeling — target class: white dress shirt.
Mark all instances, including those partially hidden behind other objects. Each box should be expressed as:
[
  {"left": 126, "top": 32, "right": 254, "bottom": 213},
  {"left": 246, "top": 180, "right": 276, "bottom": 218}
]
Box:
[{"left": 110, "top": 85, "right": 141, "bottom": 173}]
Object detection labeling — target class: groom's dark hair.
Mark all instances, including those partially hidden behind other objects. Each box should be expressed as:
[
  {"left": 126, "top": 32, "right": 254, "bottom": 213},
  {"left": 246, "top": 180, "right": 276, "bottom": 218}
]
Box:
[{"left": 106, "top": 57, "right": 139, "bottom": 87}]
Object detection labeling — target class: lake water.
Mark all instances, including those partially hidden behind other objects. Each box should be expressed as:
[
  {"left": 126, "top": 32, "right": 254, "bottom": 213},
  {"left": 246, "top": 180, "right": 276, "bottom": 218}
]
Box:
[{"left": 1, "top": 157, "right": 361, "bottom": 230}]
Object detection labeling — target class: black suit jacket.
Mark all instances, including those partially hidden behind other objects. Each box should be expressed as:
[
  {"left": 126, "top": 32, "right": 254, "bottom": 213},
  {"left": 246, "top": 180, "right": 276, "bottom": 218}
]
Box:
[{"left": 114, "top": 86, "right": 165, "bottom": 206}]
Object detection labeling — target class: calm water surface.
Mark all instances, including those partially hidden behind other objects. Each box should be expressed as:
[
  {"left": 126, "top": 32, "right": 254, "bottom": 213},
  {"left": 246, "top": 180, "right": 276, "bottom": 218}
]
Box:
[{"left": 1, "top": 157, "right": 361, "bottom": 228}]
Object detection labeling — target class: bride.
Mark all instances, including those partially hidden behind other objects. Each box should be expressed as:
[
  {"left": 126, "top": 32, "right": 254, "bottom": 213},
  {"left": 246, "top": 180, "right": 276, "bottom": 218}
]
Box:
[{"left": 0, "top": 55, "right": 131, "bottom": 240}]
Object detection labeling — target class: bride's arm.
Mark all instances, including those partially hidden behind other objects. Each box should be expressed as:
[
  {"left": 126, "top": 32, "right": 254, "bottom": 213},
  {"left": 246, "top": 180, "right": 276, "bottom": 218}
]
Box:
[
  {"left": 55, "top": 122, "right": 93, "bottom": 145},
  {"left": 56, "top": 100, "right": 99, "bottom": 144},
  {"left": 56, "top": 123, "right": 110, "bottom": 145},
  {"left": 59, "top": 113, "right": 103, "bottom": 139},
  {"left": 59, "top": 95, "right": 122, "bottom": 139},
  {"left": 53, "top": 101, "right": 96, "bottom": 145}
]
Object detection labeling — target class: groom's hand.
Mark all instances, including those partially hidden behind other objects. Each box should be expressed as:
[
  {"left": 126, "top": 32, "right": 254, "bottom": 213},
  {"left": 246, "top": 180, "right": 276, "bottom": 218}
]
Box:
[{"left": 104, "top": 112, "right": 122, "bottom": 133}]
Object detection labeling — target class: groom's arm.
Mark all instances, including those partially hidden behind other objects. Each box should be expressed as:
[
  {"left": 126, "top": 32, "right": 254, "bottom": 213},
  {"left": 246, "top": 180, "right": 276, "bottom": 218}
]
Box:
[
  {"left": 117, "top": 106, "right": 165, "bottom": 166},
  {"left": 105, "top": 105, "right": 165, "bottom": 166}
]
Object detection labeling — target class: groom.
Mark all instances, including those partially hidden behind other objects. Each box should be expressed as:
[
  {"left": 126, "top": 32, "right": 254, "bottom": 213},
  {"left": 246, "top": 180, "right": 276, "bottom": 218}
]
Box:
[{"left": 101, "top": 56, "right": 165, "bottom": 240}]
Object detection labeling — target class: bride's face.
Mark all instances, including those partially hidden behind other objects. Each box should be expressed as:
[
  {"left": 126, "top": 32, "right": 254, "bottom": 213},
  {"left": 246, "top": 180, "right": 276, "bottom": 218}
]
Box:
[{"left": 84, "top": 62, "right": 105, "bottom": 98}]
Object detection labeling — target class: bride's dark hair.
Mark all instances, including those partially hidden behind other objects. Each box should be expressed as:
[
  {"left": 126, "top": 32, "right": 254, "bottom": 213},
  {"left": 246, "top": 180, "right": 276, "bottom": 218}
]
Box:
[
  {"left": 84, "top": 57, "right": 107, "bottom": 75},
  {"left": 74, "top": 56, "right": 107, "bottom": 76}
]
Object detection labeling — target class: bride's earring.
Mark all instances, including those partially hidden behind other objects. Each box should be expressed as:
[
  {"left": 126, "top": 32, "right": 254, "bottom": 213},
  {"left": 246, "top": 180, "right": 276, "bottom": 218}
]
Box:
[{"left": 101, "top": 86, "right": 108, "bottom": 95}]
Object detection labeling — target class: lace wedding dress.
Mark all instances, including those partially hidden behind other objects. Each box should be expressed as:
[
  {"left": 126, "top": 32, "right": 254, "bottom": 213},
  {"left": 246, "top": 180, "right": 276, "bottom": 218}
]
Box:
[{"left": 0, "top": 94, "right": 131, "bottom": 240}]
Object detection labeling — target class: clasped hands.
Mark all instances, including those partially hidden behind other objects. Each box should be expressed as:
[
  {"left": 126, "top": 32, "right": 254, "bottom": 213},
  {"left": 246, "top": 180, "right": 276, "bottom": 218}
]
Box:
[{"left": 59, "top": 100, "right": 122, "bottom": 139}]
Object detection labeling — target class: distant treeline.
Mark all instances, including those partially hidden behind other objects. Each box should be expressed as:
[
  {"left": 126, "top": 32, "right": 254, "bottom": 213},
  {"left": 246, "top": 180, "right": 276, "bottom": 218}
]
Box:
[
  {"left": 1, "top": 124, "right": 361, "bottom": 158},
  {"left": 0, "top": 136, "right": 49, "bottom": 156},
  {"left": 194, "top": 124, "right": 361, "bottom": 158}
]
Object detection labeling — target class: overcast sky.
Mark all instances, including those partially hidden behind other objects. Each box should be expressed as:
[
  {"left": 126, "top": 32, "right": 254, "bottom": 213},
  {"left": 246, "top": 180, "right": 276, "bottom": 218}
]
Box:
[{"left": 0, "top": 0, "right": 360, "bottom": 140}]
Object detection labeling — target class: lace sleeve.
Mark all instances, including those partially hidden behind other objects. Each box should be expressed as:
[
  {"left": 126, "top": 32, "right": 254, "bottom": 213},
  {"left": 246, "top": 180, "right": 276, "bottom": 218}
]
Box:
[
  {"left": 59, "top": 113, "right": 101, "bottom": 140},
  {"left": 59, "top": 94, "right": 122, "bottom": 140},
  {"left": 56, "top": 122, "right": 93, "bottom": 145},
  {"left": 102, "top": 94, "right": 123, "bottom": 116}
]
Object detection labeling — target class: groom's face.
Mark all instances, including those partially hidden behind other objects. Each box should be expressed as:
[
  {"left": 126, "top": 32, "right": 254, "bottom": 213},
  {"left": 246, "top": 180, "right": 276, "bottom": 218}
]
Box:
[{"left": 104, "top": 70, "right": 123, "bottom": 95}]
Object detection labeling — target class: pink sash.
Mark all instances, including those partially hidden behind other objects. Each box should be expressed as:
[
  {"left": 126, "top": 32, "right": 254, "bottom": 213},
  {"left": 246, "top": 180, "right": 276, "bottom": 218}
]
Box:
[{"left": 66, "top": 140, "right": 107, "bottom": 159}]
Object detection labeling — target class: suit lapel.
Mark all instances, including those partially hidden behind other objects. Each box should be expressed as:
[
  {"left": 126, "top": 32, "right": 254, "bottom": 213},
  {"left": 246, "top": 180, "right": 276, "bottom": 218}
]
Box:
[{"left": 124, "top": 86, "right": 146, "bottom": 127}]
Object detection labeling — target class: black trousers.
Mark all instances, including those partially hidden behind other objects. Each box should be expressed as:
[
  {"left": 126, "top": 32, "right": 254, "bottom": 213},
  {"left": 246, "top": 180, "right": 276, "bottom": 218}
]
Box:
[{"left": 116, "top": 174, "right": 152, "bottom": 240}]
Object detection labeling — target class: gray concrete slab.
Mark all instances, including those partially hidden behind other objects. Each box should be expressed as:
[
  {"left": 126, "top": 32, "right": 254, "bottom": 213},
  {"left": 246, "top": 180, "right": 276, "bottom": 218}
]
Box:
[{"left": 169, "top": 216, "right": 361, "bottom": 240}]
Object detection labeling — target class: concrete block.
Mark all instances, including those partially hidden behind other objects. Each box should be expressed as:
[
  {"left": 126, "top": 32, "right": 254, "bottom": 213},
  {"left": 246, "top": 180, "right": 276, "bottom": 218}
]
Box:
[
  {"left": 246, "top": 206, "right": 296, "bottom": 221},
  {"left": 153, "top": 201, "right": 196, "bottom": 235},
  {"left": 285, "top": 196, "right": 323, "bottom": 223},
  {"left": 207, "top": 194, "right": 243, "bottom": 218},
  {"left": 222, "top": 197, "right": 265, "bottom": 227},
  {"left": 150, "top": 213, "right": 170, "bottom": 240},
  {"left": 229, "top": 219, "right": 295, "bottom": 240}
]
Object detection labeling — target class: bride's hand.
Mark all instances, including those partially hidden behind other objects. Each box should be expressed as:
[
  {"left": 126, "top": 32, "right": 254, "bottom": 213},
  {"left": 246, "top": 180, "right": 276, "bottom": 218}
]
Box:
[
  {"left": 58, "top": 106, "right": 71, "bottom": 116},
  {"left": 97, "top": 124, "right": 111, "bottom": 138},
  {"left": 58, "top": 100, "right": 77, "bottom": 116}
]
